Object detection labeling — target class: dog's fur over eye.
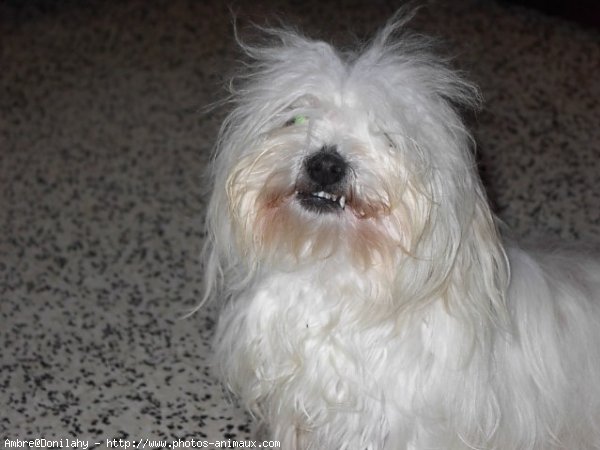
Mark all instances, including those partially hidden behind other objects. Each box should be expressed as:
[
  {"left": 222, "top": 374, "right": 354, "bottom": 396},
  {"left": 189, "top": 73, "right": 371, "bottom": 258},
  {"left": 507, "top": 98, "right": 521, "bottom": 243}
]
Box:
[
  {"left": 199, "top": 11, "right": 600, "bottom": 450},
  {"left": 284, "top": 114, "right": 308, "bottom": 127}
]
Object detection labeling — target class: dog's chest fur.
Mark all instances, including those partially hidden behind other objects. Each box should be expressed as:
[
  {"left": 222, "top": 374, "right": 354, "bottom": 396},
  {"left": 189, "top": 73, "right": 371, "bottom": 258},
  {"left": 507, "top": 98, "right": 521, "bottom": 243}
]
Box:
[{"left": 214, "top": 265, "right": 466, "bottom": 447}]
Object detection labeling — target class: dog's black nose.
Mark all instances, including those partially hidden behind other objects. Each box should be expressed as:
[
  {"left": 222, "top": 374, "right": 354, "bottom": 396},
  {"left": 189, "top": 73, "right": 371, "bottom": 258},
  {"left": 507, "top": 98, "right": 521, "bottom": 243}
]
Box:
[{"left": 305, "top": 147, "right": 347, "bottom": 187}]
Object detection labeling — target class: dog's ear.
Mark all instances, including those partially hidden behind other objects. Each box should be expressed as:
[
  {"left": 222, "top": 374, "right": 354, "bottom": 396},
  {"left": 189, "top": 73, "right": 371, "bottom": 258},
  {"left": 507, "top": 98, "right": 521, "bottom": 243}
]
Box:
[
  {"left": 424, "top": 94, "right": 510, "bottom": 337},
  {"left": 364, "top": 20, "right": 510, "bottom": 334},
  {"left": 378, "top": 72, "right": 509, "bottom": 337}
]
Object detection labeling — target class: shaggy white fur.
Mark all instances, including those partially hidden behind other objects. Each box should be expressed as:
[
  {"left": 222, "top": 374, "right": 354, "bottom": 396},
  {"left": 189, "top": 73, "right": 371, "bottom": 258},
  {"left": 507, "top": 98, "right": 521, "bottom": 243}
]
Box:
[{"left": 201, "top": 13, "right": 600, "bottom": 450}]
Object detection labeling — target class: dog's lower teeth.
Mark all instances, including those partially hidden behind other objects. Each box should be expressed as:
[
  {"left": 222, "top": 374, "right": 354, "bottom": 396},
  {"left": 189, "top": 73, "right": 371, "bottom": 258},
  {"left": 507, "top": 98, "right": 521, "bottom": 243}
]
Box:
[
  {"left": 305, "top": 191, "right": 345, "bottom": 209},
  {"left": 312, "top": 191, "right": 334, "bottom": 201}
]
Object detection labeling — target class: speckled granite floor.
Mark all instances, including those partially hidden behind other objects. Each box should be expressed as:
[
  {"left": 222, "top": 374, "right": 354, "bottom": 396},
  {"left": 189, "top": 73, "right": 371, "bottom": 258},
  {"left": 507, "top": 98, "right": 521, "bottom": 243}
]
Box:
[{"left": 1, "top": 0, "right": 598, "bottom": 448}]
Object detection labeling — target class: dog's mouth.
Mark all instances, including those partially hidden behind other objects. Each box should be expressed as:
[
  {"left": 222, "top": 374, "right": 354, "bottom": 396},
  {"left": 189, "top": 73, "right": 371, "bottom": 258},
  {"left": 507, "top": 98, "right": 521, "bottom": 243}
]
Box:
[{"left": 296, "top": 190, "right": 346, "bottom": 213}]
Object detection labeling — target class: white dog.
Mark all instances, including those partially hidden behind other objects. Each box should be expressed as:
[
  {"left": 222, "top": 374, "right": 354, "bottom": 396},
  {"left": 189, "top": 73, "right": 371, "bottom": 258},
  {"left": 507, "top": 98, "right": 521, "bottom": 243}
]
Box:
[{"left": 201, "top": 13, "right": 600, "bottom": 450}]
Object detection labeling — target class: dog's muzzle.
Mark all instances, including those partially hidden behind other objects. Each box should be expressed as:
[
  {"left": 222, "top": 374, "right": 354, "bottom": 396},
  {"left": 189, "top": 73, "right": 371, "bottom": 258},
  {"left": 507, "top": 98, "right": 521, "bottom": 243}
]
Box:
[{"left": 296, "top": 146, "right": 348, "bottom": 214}]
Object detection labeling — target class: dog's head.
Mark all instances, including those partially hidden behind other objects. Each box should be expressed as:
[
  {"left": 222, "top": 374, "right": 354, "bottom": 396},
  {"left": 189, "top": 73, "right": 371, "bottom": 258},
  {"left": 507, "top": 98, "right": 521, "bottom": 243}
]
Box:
[{"left": 204, "top": 15, "right": 508, "bottom": 318}]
